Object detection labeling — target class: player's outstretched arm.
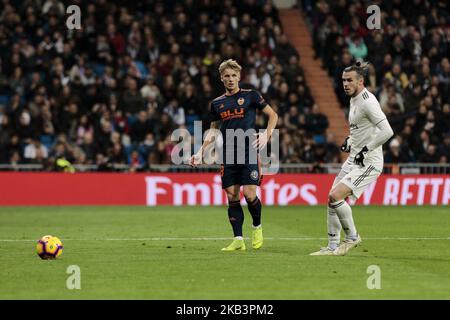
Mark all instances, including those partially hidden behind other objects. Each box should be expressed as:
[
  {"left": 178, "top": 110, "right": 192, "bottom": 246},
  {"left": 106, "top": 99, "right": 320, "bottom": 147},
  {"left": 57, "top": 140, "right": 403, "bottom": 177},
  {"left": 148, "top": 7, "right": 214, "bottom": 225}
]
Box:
[
  {"left": 189, "top": 121, "right": 220, "bottom": 167},
  {"left": 253, "top": 105, "right": 278, "bottom": 150}
]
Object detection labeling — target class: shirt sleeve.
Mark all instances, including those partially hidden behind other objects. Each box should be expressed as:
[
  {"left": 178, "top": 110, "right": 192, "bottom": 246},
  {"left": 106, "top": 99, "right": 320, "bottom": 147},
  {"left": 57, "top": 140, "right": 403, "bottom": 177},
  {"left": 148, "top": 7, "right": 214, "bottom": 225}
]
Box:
[
  {"left": 364, "top": 100, "right": 394, "bottom": 151},
  {"left": 366, "top": 118, "right": 394, "bottom": 152},
  {"left": 252, "top": 90, "right": 268, "bottom": 110},
  {"left": 364, "top": 99, "right": 387, "bottom": 126},
  {"left": 208, "top": 101, "right": 221, "bottom": 122}
]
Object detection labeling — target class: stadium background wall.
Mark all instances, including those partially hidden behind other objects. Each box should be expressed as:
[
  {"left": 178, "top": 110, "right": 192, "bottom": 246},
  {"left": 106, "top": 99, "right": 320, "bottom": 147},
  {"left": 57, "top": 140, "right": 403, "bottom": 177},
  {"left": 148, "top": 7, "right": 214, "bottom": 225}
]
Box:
[{"left": 0, "top": 173, "right": 449, "bottom": 206}]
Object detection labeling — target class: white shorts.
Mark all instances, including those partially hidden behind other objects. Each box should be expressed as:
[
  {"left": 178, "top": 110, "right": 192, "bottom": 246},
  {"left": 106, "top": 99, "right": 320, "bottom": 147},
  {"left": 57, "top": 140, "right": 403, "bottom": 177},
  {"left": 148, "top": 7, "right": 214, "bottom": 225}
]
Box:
[{"left": 332, "top": 161, "right": 382, "bottom": 200}]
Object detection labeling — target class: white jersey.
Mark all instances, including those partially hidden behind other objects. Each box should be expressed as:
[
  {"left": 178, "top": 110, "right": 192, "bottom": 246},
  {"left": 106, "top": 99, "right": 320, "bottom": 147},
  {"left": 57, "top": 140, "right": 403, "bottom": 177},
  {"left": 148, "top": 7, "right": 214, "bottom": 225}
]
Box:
[{"left": 347, "top": 88, "right": 387, "bottom": 168}]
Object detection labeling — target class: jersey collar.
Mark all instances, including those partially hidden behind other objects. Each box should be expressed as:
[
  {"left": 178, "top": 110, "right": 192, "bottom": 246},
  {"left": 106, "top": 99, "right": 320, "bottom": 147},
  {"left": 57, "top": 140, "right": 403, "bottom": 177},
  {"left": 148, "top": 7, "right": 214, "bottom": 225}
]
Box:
[
  {"left": 351, "top": 88, "right": 367, "bottom": 102},
  {"left": 225, "top": 88, "right": 241, "bottom": 96}
]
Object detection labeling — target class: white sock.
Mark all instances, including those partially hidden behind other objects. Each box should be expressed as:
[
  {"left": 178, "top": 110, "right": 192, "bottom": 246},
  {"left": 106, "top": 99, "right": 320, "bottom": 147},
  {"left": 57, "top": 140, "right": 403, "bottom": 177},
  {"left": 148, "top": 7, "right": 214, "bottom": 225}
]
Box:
[
  {"left": 327, "top": 207, "right": 341, "bottom": 250},
  {"left": 235, "top": 236, "right": 243, "bottom": 240},
  {"left": 330, "top": 200, "right": 357, "bottom": 240}
]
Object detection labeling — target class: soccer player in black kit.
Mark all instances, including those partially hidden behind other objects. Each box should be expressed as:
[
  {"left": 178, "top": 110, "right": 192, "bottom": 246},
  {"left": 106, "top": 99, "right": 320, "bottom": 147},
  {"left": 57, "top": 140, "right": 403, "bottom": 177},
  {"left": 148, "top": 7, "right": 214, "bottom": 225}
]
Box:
[{"left": 190, "top": 59, "right": 278, "bottom": 251}]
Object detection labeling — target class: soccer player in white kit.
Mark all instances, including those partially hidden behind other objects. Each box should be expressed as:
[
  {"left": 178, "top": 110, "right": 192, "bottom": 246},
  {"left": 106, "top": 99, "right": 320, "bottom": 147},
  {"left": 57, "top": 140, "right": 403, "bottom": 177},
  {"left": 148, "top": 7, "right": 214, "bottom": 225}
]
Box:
[{"left": 310, "top": 61, "right": 394, "bottom": 256}]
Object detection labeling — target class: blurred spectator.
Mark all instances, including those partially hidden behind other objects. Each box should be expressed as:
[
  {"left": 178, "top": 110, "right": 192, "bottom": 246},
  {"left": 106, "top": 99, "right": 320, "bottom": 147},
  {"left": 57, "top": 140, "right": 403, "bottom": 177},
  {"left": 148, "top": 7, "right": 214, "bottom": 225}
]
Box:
[
  {"left": 164, "top": 99, "right": 185, "bottom": 126},
  {"left": 308, "top": 0, "right": 449, "bottom": 164},
  {"left": 0, "top": 0, "right": 327, "bottom": 172},
  {"left": 324, "top": 133, "right": 340, "bottom": 163},
  {"left": 120, "top": 77, "right": 145, "bottom": 115},
  {"left": 385, "top": 138, "right": 411, "bottom": 163},
  {"left": 23, "top": 139, "right": 48, "bottom": 164},
  {"left": 80, "top": 132, "right": 97, "bottom": 163},
  {"left": 419, "top": 144, "right": 440, "bottom": 163},
  {"left": 347, "top": 35, "right": 368, "bottom": 60},
  {"left": 130, "top": 111, "right": 152, "bottom": 144},
  {"left": 306, "top": 104, "right": 329, "bottom": 140},
  {"left": 139, "top": 133, "right": 156, "bottom": 160}
]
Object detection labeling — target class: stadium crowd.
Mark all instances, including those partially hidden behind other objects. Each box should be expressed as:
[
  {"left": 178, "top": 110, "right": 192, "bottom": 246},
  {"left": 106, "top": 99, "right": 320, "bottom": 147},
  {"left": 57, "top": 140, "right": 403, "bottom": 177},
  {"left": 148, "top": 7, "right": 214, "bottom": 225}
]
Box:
[
  {"left": 0, "top": 0, "right": 341, "bottom": 172},
  {"left": 307, "top": 0, "right": 449, "bottom": 164}
]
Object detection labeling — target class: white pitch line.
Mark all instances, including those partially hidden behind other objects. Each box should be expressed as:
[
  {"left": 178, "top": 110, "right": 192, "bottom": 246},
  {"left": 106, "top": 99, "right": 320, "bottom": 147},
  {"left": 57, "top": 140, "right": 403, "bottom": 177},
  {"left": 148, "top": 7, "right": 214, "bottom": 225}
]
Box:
[{"left": 0, "top": 237, "right": 449, "bottom": 242}]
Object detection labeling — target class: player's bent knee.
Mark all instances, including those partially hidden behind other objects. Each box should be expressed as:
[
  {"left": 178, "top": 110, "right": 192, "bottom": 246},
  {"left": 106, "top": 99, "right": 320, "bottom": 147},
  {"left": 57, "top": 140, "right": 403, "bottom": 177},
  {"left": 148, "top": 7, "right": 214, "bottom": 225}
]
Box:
[
  {"left": 328, "top": 195, "right": 335, "bottom": 205},
  {"left": 227, "top": 197, "right": 240, "bottom": 203},
  {"left": 243, "top": 193, "right": 256, "bottom": 202},
  {"left": 245, "top": 197, "right": 256, "bottom": 205},
  {"left": 226, "top": 193, "right": 240, "bottom": 202},
  {"left": 328, "top": 192, "right": 343, "bottom": 204},
  {"left": 243, "top": 187, "right": 257, "bottom": 201}
]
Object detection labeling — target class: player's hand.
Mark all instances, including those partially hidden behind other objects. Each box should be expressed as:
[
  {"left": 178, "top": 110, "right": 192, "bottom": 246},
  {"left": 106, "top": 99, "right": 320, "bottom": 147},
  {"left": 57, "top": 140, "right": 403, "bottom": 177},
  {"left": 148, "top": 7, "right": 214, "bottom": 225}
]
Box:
[
  {"left": 189, "top": 153, "right": 202, "bottom": 167},
  {"left": 340, "top": 136, "right": 351, "bottom": 153},
  {"left": 252, "top": 131, "right": 269, "bottom": 150},
  {"left": 354, "top": 146, "right": 369, "bottom": 167}
]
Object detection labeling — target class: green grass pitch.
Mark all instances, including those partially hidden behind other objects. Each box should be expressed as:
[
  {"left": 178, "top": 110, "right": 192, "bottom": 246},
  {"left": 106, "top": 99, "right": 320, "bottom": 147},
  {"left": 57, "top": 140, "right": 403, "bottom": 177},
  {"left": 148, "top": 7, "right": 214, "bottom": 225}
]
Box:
[{"left": 0, "top": 205, "right": 449, "bottom": 299}]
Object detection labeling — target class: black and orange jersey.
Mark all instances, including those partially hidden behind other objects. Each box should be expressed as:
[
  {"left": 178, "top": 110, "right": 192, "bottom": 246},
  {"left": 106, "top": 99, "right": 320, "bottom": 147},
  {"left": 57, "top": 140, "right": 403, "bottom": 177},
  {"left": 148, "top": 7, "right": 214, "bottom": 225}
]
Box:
[
  {"left": 209, "top": 88, "right": 267, "bottom": 134},
  {"left": 209, "top": 88, "right": 268, "bottom": 164}
]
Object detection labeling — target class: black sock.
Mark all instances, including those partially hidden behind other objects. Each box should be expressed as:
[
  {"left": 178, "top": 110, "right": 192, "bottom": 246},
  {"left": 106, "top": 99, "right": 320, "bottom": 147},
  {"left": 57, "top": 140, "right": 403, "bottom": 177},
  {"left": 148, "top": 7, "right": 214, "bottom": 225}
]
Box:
[
  {"left": 228, "top": 200, "right": 244, "bottom": 237},
  {"left": 246, "top": 197, "right": 262, "bottom": 227}
]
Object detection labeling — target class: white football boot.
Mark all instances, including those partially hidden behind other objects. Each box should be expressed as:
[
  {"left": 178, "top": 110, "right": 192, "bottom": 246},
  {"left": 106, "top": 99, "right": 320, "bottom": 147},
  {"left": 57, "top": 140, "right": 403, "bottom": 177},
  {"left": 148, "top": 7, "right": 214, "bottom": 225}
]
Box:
[
  {"left": 309, "top": 246, "right": 338, "bottom": 256},
  {"left": 334, "top": 234, "right": 362, "bottom": 256}
]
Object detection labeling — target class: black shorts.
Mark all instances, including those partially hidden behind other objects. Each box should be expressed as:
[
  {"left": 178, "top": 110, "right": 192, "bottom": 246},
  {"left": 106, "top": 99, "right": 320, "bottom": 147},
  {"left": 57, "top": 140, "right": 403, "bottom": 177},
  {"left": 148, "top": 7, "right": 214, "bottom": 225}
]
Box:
[{"left": 220, "top": 163, "right": 262, "bottom": 189}]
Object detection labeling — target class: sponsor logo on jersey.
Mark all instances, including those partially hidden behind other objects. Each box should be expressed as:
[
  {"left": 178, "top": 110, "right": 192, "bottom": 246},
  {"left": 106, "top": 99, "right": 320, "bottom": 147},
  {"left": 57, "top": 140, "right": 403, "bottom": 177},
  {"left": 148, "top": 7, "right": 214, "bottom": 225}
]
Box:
[
  {"left": 350, "top": 123, "right": 359, "bottom": 129},
  {"left": 220, "top": 108, "right": 244, "bottom": 120}
]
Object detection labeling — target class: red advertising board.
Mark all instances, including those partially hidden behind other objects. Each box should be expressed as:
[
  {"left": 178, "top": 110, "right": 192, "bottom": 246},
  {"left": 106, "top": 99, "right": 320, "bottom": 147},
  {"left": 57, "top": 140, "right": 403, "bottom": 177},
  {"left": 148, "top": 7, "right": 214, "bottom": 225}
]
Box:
[{"left": 0, "top": 172, "right": 448, "bottom": 206}]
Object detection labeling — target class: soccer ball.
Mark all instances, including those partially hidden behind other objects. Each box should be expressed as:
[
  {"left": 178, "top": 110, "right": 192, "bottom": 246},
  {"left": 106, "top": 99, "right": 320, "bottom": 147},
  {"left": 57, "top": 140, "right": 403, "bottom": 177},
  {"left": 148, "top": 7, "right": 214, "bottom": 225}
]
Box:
[{"left": 36, "top": 235, "right": 63, "bottom": 260}]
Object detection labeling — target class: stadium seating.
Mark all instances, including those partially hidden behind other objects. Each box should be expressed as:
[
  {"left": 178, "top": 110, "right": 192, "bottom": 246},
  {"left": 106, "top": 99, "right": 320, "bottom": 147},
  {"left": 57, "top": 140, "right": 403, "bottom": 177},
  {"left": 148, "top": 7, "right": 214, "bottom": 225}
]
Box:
[
  {"left": 0, "top": 0, "right": 339, "bottom": 171},
  {"left": 305, "top": 0, "right": 449, "bottom": 164}
]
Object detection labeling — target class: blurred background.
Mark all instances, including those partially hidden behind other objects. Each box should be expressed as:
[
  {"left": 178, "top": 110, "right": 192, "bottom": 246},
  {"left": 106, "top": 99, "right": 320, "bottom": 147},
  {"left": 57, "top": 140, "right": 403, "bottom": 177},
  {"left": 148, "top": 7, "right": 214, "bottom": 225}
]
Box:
[{"left": 0, "top": 0, "right": 448, "bottom": 175}]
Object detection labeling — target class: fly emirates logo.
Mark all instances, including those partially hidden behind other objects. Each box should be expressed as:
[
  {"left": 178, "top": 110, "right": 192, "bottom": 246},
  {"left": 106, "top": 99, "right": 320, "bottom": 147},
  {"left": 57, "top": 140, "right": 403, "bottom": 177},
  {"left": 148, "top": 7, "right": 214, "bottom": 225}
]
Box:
[
  {"left": 144, "top": 175, "right": 450, "bottom": 206},
  {"left": 144, "top": 176, "right": 318, "bottom": 206}
]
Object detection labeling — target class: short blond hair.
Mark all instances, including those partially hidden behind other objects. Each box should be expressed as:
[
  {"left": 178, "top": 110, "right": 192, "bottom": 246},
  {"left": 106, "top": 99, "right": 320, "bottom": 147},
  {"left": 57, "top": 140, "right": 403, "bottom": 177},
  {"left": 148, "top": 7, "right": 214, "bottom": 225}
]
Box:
[{"left": 218, "top": 59, "right": 242, "bottom": 75}]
